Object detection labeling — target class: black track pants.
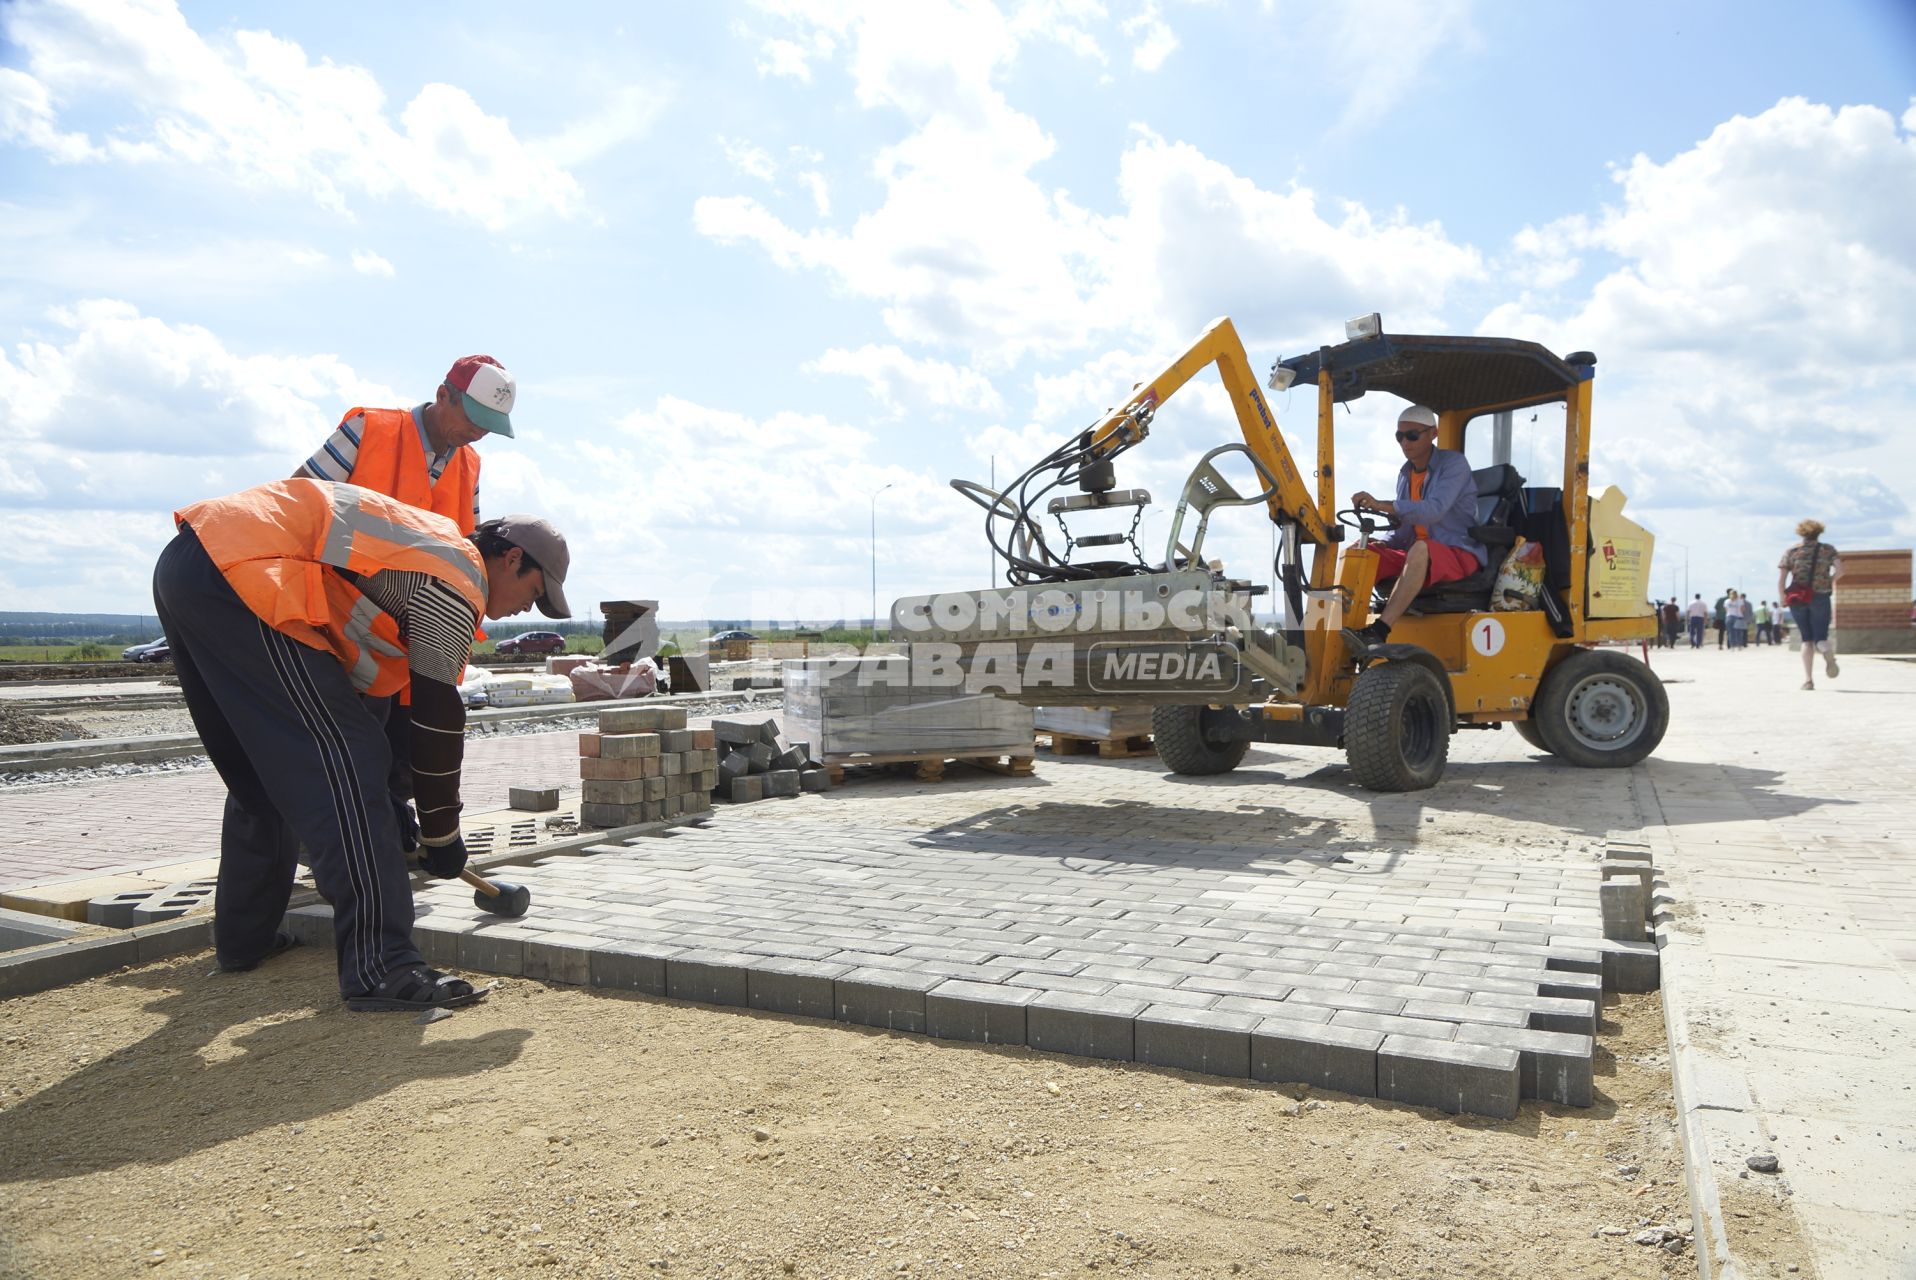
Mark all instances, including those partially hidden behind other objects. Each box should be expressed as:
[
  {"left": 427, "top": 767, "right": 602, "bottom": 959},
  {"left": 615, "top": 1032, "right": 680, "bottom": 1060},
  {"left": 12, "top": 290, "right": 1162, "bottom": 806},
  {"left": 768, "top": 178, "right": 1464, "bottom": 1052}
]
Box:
[{"left": 153, "top": 528, "right": 422, "bottom": 997}]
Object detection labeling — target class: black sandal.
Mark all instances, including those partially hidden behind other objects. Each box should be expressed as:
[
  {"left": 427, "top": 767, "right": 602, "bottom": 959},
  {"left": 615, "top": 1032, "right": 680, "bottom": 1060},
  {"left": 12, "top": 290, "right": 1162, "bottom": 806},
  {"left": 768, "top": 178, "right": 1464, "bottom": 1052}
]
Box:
[
  {"left": 214, "top": 930, "right": 300, "bottom": 974},
  {"left": 346, "top": 964, "right": 488, "bottom": 1013}
]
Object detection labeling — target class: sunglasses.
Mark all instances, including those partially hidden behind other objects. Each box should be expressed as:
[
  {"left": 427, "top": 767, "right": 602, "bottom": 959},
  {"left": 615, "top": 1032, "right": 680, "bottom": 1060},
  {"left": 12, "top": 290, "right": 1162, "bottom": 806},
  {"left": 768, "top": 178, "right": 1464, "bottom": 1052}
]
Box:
[{"left": 1395, "top": 427, "right": 1430, "bottom": 442}]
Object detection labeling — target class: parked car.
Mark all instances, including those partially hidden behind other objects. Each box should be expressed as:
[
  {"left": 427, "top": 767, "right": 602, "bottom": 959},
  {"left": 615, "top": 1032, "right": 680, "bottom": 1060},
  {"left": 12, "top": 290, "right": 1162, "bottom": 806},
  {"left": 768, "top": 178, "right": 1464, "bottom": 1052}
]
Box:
[
  {"left": 705, "top": 629, "right": 758, "bottom": 652},
  {"left": 122, "top": 638, "right": 171, "bottom": 663},
  {"left": 495, "top": 630, "right": 567, "bottom": 656}
]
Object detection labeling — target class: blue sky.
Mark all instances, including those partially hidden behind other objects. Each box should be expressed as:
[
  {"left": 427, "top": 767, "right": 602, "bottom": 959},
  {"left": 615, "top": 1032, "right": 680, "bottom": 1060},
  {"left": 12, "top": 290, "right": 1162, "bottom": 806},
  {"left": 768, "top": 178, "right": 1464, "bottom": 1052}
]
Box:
[{"left": 2, "top": 0, "right": 1912, "bottom": 622}]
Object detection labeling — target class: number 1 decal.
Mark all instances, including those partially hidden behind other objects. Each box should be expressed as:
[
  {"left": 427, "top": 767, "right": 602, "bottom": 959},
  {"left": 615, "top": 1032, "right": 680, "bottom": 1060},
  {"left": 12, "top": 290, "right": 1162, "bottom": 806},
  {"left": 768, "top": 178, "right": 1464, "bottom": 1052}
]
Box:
[{"left": 1472, "top": 617, "right": 1506, "bottom": 657}]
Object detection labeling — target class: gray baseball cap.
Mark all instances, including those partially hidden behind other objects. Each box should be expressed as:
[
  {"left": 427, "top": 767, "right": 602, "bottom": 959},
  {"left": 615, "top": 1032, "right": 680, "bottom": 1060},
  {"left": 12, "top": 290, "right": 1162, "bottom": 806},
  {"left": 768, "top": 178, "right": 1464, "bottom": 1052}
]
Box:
[{"left": 485, "top": 514, "right": 572, "bottom": 618}]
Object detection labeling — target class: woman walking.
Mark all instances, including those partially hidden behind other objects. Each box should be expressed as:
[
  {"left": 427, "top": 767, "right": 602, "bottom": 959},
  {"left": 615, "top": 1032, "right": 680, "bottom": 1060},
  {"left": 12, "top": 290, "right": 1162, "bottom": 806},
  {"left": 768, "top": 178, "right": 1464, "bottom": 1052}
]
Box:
[
  {"left": 1726, "top": 590, "right": 1749, "bottom": 649},
  {"left": 1779, "top": 520, "right": 1841, "bottom": 689}
]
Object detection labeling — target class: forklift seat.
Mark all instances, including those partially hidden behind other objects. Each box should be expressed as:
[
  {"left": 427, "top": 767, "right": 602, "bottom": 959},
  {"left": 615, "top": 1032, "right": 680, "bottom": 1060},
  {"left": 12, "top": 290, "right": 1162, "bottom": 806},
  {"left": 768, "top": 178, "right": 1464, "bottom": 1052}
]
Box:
[{"left": 1377, "top": 464, "right": 1527, "bottom": 615}]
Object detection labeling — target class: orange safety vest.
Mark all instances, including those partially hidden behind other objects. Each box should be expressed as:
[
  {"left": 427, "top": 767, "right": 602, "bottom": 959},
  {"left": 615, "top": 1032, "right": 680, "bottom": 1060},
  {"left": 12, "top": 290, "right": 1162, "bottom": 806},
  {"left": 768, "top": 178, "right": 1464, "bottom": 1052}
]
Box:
[
  {"left": 342, "top": 407, "right": 480, "bottom": 535},
  {"left": 176, "top": 480, "right": 488, "bottom": 698}
]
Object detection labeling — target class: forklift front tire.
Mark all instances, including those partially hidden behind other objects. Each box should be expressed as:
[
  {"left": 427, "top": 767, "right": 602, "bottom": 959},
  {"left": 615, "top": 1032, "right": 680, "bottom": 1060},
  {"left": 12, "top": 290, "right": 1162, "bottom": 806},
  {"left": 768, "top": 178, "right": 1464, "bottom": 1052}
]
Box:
[
  {"left": 1531, "top": 649, "right": 1668, "bottom": 768},
  {"left": 1344, "top": 661, "right": 1450, "bottom": 792},
  {"left": 1152, "top": 704, "right": 1251, "bottom": 776}
]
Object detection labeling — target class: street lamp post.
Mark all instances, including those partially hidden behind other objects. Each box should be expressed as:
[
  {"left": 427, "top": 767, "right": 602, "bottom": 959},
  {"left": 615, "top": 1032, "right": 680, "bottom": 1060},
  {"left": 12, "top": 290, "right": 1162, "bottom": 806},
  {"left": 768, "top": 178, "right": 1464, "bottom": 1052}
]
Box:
[{"left": 871, "top": 482, "right": 893, "bottom": 645}]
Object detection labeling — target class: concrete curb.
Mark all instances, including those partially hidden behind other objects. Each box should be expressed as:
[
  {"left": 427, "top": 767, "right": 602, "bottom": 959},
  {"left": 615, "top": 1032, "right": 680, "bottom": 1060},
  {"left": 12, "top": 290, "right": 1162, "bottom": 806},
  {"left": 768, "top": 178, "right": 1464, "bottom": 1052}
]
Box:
[
  {"left": 0, "top": 688, "right": 780, "bottom": 775},
  {"left": 0, "top": 816, "right": 692, "bottom": 1000}
]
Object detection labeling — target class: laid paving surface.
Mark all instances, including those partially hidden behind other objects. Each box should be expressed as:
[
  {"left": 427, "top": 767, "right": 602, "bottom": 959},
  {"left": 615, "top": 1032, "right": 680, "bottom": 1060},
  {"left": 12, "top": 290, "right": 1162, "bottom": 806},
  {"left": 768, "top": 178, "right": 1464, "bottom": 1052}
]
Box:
[{"left": 290, "top": 739, "right": 1627, "bottom": 1119}]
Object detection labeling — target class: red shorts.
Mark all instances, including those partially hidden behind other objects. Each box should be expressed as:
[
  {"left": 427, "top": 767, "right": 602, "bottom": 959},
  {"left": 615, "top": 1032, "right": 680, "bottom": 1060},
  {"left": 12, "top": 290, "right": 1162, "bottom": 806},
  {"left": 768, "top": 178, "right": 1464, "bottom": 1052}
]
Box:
[{"left": 1373, "top": 540, "right": 1481, "bottom": 586}]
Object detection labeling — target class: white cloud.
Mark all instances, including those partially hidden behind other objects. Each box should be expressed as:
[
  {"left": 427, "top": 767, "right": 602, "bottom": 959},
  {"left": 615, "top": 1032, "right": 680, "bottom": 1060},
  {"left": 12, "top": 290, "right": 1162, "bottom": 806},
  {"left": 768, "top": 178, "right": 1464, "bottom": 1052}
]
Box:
[
  {"left": 807, "top": 344, "right": 1006, "bottom": 418},
  {"left": 796, "top": 170, "right": 831, "bottom": 216},
  {"left": 350, "top": 250, "right": 394, "bottom": 277},
  {"left": 539, "top": 84, "right": 670, "bottom": 169},
  {"left": 1121, "top": 3, "right": 1177, "bottom": 71},
  {"left": 721, "top": 136, "right": 778, "bottom": 183},
  {"left": 0, "top": 0, "right": 585, "bottom": 228},
  {"left": 1321, "top": 0, "right": 1477, "bottom": 133},
  {"left": 699, "top": 4, "right": 1483, "bottom": 368},
  {"left": 0, "top": 300, "right": 398, "bottom": 500}
]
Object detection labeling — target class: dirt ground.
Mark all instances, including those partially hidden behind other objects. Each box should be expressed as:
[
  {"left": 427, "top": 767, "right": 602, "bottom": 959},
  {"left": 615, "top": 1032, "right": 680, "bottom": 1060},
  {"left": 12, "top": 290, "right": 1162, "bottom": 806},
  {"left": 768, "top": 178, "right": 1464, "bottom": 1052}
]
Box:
[{"left": 0, "top": 946, "right": 1714, "bottom": 1280}]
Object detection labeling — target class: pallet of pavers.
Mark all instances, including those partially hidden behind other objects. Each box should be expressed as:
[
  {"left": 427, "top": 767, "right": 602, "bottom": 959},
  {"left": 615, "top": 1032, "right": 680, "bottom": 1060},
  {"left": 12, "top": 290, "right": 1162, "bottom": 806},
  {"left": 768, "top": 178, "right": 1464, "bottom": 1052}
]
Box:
[
  {"left": 785, "top": 656, "right": 1035, "bottom": 782},
  {"left": 577, "top": 705, "right": 719, "bottom": 828},
  {"left": 1034, "top": 705, "right": 1156, "bottom": 758},
  {"left": 710, "top": 716, "right": 832, "bottom": 801}
]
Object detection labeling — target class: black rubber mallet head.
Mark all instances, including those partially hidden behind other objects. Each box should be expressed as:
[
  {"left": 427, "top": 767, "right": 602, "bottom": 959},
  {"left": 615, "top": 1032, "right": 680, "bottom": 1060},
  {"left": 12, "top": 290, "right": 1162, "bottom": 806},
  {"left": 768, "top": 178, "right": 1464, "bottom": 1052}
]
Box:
[{"left": 462, "top": 868, "right": 532, "bottom": 918}]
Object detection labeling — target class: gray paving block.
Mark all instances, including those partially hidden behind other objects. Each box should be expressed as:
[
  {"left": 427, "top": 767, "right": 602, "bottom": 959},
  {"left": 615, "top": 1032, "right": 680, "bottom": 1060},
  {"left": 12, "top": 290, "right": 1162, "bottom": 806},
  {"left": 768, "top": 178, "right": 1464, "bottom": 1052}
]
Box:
[
  {"left": 1466, "top": 990, "right": 1597, "bottom": 1036},
  {"left": 589, "top": 941, "right": 676, "bottom": 995},
  {"left": 711, "top": 718, "right": 763, "bottom": 745},
  {"left": 1287, "top": 988, "right": 1408, "bottom": 1016},
  {"left": 509, "top": 786, "right": 561, "bottom": 811},
  {"left": 1214, "top": 994, "right": 1322, "bottom": 1022},
  {"left": 0, "top": 934, "right": 140, "bottom": 998},
  {"left": 1600, "top": 938, "right": 1660, "bottom": 992},
  {"left": 414, "top": 925, "right": 461, "bottom": 968},
  {"left": 1329, "top": 1009, "right": 1459, "bottom": 1041},
  {"left": 524, "top": 935, "right": 595, "bottom": 986},
  {"left": 746, "top": 742, "right": 776, "bottom": 772},
  {"left": 281, "top": 904, "right": 334, "bottom": 946},
  {"left": 800, "top": 768, "right": 832, "bottom": 792},
  {"left": 1397, "top": 997, "right": 1529, "bottom": 1030},
  {"left": 1250, "top": 1018, "right": 1382, "bottom": 1095},
  {"left": 835, "top": 968, "right": 940, "bottom": 1033},
  {"left": 1377, "top": 1034, "right": 1521, "bottom": 1119},
  {"left": 132, "top": 919, "right": 211, "bottom": 963},
  {"left": 729, "top": 775, "right": 766, "bottom": 803},
  {"left": 1536, "top": 969, "right": 1606, "bottom": 1003},
  {"left": 667, "top": 949, "right": 755, "bottom": 1006},
  {"left": 458, "top": 928, "right": 528, "bottom": 977},
  {"left": 1451, "top": 1024, "right": 1595, "bottom": 1106},
  {"left": 926, "top": 978, "right": 1036, "bottom": 1045},
  {"left": 1135, "top": 1006, "right": 1256, "bottom": 1078},
  {"left": 748, "top": 958, "right": 850, "bottom": 1019},
  {"left": 122, "top": 879, "right": 215, "bottom": 926},
  {"left": 765, "top": 769, "right": 801, "bottom": 798},
  {"left": 1025, "top": 991, "right": 1147, "bottom": 1061},
  {"left": 1600, "top": 880, "right": 1646, "bottom": 941}
]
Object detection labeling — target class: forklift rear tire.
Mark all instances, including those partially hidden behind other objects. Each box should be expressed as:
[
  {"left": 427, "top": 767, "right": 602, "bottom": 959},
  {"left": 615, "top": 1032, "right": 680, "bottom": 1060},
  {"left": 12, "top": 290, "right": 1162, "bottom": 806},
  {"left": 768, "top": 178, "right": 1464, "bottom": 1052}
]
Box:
[
  {"left": 1511, "top": 718, "right": 1551, "bottom": 754},
  {"left": 1344, "top": 661, "right": 1450, "bottom": 791},
  {"left": 1531, "top": 649, "right": 1668, "bottom": 768},
  {"left": 1152, "top": 704, "right": 1251, "bottom": 776}
]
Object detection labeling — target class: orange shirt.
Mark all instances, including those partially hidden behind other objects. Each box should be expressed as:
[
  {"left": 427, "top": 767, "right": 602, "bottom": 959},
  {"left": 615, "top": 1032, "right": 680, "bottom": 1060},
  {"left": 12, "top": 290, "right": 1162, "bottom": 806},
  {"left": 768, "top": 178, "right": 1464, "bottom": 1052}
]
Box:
[{"left": 1408, "top": 470, "right": 1429, "bottom": 541}]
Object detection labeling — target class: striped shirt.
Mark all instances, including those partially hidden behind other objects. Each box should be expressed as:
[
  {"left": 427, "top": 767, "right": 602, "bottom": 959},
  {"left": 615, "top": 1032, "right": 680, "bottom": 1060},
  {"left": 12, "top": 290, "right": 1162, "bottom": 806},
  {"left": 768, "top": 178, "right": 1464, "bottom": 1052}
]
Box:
[
  {"left": 348, "top": 567, "right": 482, "bottom": 842},
  {"left": 299, "top": 404, "right": 482, "bottom": 527}
]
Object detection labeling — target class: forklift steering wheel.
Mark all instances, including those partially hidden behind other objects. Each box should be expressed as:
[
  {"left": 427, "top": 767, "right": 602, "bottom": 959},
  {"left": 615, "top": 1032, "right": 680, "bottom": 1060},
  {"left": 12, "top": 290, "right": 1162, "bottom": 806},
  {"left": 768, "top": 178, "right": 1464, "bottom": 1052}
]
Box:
[{"left": 1336, "top": 506, "right": 1400, "bottom": 535}]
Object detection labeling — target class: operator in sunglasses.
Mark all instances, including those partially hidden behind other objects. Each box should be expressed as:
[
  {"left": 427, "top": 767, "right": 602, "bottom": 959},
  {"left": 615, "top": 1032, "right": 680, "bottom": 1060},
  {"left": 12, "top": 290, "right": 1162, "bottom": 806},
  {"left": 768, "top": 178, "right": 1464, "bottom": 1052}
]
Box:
[{"left": 1342, "top": 404, "right": 1486, "bottom": 652}]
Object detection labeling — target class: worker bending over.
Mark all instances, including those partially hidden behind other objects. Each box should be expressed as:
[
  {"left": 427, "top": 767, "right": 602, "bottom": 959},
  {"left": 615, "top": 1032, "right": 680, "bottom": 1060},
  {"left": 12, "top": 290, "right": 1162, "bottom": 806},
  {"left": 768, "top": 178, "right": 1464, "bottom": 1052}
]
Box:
[
  {"left": 153, "top": 479, "right": 570, "bottom": 1012},
  {"left": 1344, "top": 404, "right": 1487, "bottom": 652}
]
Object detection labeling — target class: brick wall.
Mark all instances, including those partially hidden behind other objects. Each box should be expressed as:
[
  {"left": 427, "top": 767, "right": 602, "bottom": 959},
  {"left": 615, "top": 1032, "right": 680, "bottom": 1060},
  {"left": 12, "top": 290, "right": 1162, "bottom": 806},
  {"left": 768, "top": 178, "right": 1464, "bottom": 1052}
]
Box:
[{"left": 1832, "top": 548, "right": 1914, "bottom": 651}]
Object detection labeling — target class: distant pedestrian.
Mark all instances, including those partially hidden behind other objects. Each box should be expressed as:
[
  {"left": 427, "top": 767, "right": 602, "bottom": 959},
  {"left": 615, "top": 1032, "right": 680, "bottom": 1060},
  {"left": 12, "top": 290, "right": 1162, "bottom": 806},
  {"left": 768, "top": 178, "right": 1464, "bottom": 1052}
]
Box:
[
  {"left": 1754, "top": 599, "right": 1772, "bottom": 645},
  {"left": 1778, "top": 519, "right": 1841, "bottom": 690},
  {"left": 1726, "top": 590, "right": 1750, "bottom": 649},
  {"left": 1651, "top": 599, "right": 1669, "bottom": 647},
  {"left": 1712, "top": 591, "right": 1728, "bottom": 648},
  {"left": 1685, "top": 594, "right": 1708, "bottom": 648}
]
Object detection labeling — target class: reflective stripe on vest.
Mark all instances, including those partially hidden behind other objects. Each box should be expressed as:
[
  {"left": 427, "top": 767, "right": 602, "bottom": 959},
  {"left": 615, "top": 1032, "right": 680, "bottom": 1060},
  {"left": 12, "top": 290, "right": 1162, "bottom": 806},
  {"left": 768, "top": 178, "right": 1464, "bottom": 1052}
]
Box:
[
  {"left": 340, "top": 406, "right": 480, "bottom": 534},
  {"left": 176, "top": 479, "right": 487, "bottom": 696}
]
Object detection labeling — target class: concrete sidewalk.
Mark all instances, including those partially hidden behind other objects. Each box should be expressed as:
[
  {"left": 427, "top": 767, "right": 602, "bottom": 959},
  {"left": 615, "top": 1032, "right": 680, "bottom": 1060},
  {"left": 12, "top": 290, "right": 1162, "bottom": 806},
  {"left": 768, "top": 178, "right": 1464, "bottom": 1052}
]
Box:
[{"left": 1640, "top": 647, "right": 1916, "bottom": 1279}]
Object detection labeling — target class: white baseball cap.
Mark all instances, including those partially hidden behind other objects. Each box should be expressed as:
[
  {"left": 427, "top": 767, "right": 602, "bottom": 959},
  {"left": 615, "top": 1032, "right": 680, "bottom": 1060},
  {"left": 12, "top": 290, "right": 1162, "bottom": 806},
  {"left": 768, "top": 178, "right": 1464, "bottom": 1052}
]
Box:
[{"left": 1397, "top": 405, "right": 1438, "bottom": 429}]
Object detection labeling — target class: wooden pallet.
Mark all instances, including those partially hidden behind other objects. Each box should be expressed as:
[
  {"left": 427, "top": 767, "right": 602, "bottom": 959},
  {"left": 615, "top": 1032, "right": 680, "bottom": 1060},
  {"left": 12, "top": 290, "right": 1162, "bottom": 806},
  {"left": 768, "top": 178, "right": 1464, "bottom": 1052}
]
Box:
[
  {"left": 1037, "top": 730, "right": 1157, "bottom": 759},
  {"left": 823, "top": 750, "right": 1036, "bottom": 785}
]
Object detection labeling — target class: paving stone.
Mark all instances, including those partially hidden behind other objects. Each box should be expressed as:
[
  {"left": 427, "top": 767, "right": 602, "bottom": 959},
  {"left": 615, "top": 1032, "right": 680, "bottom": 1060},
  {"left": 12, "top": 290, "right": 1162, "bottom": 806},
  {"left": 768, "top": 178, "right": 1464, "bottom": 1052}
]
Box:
[
  {"left": 524, "top": 934, "right": 597, "bottom": 985},
  {"left": 1136, "top": 1006, "right": 1256, "bottom": 1077},
  {"left": 748, "top": 957, "right": 851, "bottom": 1019},
  {"left": 835, "top": 968, "right": 941, "bottom": 1033},
  {"left": 926, "top": 978, "right": 1036, "bottom": 1045},
  {"left": 509, "top": 786, "right": 561, "bottom": 812},
  {"left": 666, "top": 949, "right": 755, "bottom": 1006},
  {"left": 1376, "top": 1034, "right": 1521, "bottom": 1119},
  {"left": 765, "top": 769, "right": 801, "bottom": 798},
  {"left": 1466, "top": 990, "right": 1598, "bottom": 1036},
  {"left": 1451, "top": 1023, "right": 1595, "bottom": 1106},
  {"left": 1598, "top": 937, "right": 1660, "bottom": 993},
  {"left": 588, "top": 941, "right": 677, "bottom": 995},
  {"left": 1250, "top": 1019, "right": 1382, "bottom": 1095},
  {"left": 0, "top": 934, "right": 140, "bottom": 998},
  {"left": 458, "top": 927, "right": 528, "bottom": 977},
  {"left": 1025, "top": 990, "right": 1147, "bottom": 1061}
]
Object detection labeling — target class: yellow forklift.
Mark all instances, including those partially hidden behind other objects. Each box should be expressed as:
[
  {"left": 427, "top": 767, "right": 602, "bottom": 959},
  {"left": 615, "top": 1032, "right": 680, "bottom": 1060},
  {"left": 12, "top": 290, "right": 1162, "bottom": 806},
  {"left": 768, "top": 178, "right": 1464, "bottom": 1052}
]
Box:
[{"left": 900, "top": 314, "right": 1666, "bottom": 791}]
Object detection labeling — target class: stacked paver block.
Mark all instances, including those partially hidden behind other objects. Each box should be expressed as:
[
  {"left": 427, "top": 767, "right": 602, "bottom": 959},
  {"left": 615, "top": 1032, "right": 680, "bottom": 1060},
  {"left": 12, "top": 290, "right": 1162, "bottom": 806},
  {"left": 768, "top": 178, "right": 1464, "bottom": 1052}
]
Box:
[
  {"left": 578, "top": 705, "right": 717, "bottom": 828},
  {"left": 710, "top": 717, "right": 832, "bottom": 802},
  {"left": 387, "top": 824, "right": 1644, "bottom": 1119},
  {"left": 783, "top": 656, "right": 1035, "bottom": 761},
  {"left": 1830, "top": 548, "right": 1913, "bottom": 654},
  {"left": 86, "top": 879, "right": 215, "bottom": 927}
]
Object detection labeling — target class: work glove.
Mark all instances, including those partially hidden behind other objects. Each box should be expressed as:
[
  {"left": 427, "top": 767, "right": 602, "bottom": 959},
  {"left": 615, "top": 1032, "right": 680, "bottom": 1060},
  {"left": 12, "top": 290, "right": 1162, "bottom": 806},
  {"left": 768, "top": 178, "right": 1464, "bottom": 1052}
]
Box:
[
  {"left": 393, "top": 800, "right": 420, "bottom": 854},
  {"left": 419, "top": 835, "right": 468, "bottom": 880}
]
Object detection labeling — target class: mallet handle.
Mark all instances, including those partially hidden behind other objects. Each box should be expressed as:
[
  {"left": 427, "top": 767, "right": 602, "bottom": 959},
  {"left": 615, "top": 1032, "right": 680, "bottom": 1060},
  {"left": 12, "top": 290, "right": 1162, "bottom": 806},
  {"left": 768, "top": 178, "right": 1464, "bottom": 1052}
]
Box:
[{"left": 460, "top": 867, "right": 502, "bottom": 898}]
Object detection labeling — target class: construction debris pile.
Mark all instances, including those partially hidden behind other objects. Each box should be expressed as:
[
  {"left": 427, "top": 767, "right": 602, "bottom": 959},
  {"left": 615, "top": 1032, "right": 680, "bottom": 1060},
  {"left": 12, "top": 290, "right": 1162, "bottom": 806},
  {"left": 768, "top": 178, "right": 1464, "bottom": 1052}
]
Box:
[{"left": 783, "top": 656, "right": 1034, "bottom": 761}]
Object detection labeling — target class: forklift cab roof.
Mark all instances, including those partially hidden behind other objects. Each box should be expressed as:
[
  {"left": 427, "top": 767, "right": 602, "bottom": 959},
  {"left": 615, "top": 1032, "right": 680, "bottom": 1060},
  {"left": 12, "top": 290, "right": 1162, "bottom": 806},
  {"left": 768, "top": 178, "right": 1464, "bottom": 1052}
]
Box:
[{"left": 1277, "top": 333, "right": 1595, "bottom": 416}]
